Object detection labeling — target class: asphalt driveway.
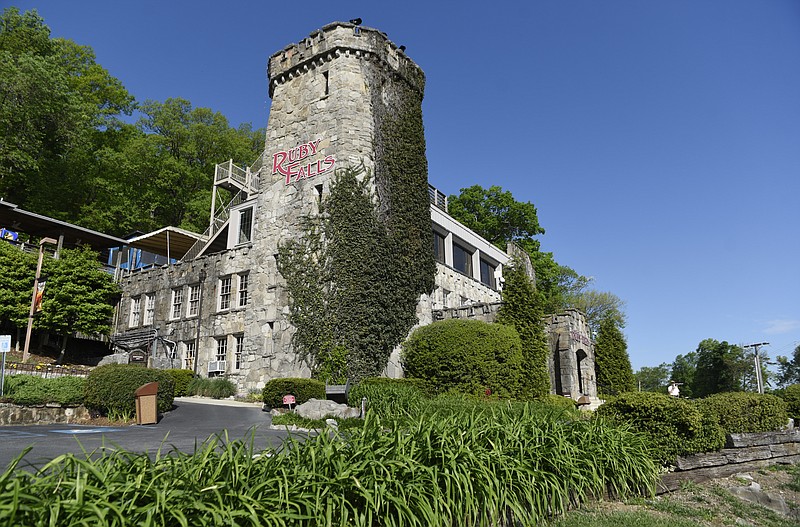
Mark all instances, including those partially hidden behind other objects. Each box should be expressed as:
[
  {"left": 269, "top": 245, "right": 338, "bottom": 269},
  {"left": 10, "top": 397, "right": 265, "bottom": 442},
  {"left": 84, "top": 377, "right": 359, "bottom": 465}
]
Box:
[{"left": 0, "top": 397, "right": 293, "bottom": 470}]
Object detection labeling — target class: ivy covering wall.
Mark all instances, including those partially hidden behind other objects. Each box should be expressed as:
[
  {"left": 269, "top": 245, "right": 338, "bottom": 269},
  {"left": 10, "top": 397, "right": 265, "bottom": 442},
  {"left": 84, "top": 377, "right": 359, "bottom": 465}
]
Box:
[{"left": 277, "top": 68, "right": 434, "bottom": 382}]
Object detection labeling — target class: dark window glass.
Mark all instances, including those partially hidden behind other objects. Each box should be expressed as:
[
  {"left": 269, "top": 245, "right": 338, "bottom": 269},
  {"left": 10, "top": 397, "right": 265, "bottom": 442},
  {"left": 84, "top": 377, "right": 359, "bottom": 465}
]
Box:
[
  {"left": 238, "top": 208, "right": 253, "bottom": 244},
  {"left": 432, "top": 231, "right": 445, "bottom": 263},
  {"left": 480, "top": 259, "right": 496, "bottom": 289},
  {"left": 453, "top": 243, "right": 472, "bottom": 276}
]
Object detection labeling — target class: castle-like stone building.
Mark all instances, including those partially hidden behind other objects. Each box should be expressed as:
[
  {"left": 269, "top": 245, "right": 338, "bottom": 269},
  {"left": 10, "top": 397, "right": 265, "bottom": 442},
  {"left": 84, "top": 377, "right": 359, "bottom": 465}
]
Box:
[{"left": 111, "top": 22, "right": 596, "bottom": 402}]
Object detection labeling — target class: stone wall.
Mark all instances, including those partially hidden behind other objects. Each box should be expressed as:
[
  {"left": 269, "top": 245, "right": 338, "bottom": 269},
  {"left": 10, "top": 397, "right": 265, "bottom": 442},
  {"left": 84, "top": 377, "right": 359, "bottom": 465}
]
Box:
[
  {"left": 544, "top": 309, "right": 597, "bottom": 399},
  {"left": 0, "top": 403, "right": 90, "bottom": 425}
]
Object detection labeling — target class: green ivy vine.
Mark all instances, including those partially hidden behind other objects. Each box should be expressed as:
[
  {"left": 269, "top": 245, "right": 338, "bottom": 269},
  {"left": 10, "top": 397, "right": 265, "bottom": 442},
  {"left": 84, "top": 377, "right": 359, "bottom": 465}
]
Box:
[{"left": 277, "top": 77, "right": 434, "bottom": 382}]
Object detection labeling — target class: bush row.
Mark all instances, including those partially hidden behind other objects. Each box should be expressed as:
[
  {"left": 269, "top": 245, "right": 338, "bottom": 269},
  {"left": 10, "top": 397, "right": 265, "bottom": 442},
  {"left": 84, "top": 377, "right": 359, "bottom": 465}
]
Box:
[
  {"left": 261, "top": 378, "right": 325, "bottom": 408},
  {"left": 2, "top": 375, "right": 85, "bottom": 406},
  {"left": 596, "top": 391, "right": 788, "bottom": 464}
]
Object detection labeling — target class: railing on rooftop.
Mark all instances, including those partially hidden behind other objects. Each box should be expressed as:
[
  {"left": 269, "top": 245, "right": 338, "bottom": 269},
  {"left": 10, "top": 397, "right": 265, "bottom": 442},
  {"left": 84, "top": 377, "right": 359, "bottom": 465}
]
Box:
[{"left": 428, "top": 184, "right": 448, "bottom": 212}]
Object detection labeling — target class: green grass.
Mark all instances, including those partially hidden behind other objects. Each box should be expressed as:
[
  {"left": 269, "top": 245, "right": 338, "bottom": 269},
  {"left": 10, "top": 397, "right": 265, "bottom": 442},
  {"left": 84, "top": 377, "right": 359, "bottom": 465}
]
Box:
[{"left": 0, "top": 399, "right": 660, "bottom": 526}]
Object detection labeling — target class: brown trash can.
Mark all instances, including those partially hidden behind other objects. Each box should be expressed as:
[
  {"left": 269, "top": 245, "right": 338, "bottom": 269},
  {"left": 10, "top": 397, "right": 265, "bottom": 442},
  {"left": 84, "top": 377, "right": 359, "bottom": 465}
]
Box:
[{"left": 134, "top": 382, "right": 159, "bottom": 425}]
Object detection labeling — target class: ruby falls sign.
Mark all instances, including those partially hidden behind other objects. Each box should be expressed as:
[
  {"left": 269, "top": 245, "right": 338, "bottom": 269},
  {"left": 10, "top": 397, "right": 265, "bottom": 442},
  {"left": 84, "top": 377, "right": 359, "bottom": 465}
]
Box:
[{"left": 272, "top": 139, "right": 336, "bottom": 185}]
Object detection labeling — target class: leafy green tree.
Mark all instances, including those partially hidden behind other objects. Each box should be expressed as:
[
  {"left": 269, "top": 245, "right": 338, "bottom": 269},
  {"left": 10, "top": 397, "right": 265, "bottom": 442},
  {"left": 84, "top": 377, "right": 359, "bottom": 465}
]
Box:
[
  {"left": 566, "top": 289, "right": 626, "bottom": 335},
  {"left": 691, "top": 339, "right": 748, "bottom": 397},
  {"left": 634, "top": 363, "right": 671, "bottom": 393},
  {"left": 594, "top": 315, "right": 636, "bottom": 395},
  {"left": 496, "top": 259, "right": 550, "bottom": 398},
  {"left": 37, "top": 247, "right": 120, "bottom": 363},
  {"left": 447, "top": 185, "right": 545, "bottom": 252},
  {"left": 0, "top": 240, "right": 36, "bottom": 329},
  {"left": 777, "top": 345, "right": 800, "bottom": 388},
  {"left": 0, "top": 7, "right": 134, "bottom": 211},
  {"left": 670, "top": 352, "right": 697, "bottom": 398}
]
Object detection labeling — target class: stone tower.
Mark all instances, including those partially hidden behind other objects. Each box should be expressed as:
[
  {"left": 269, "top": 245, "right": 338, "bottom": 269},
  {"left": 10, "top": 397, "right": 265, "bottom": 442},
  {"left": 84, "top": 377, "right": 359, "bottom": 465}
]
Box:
[
  {"left": 225, "top": 22, "right": 430, "bottom": 387},
  {"left": 544, "top": 309, "right": 598, "bottom": 399}
]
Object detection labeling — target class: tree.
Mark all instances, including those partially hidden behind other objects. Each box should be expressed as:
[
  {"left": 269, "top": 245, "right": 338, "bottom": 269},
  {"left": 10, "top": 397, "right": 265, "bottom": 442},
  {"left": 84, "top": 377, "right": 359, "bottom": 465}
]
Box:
[
  {"left": 634, "top": 363, "right": 671, "bottom": 393},
  {"left": 447, "top": 185, "right": 544, "bottom": 252},
  {"left": 36, "top": 247, "right": 120, "bottom": 363},
  {"left": 447, "top": 185, "right": 592, "bottom": 316},
  {"left": 0, "top": 7, "right": 134, "bottom": 211},
  {"left": 566, "top": 289, "right": 626, "bottom": 335},
  {"left": 496, "top": 259, "right": 550, "bottom": 398},
  {"left": 594, "top": 315, "right": 636, "bottom": 395},
  {"left": 777, "top": 345, "right": 800, "bottom": 388},
  {"left": 671, "top": 352, "right": 697, "bottom": 398},
  {"left": 0, "top": 240, "right": 36, "bottom": 329},
  {"left": 692, "top": 339, "right": 748, "bottom": 398}
]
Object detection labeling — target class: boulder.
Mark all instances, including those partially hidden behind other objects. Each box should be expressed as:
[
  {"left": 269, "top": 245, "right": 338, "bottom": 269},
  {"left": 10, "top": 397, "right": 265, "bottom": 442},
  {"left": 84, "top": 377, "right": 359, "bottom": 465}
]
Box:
[{"left": 295, "top": 398, "right": 360, "bottom": 420}]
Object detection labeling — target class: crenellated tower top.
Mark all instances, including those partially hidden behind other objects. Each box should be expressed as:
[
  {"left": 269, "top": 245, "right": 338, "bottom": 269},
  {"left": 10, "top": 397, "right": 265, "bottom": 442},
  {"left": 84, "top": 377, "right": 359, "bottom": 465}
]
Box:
[{"left": 267, "top": 21, "right": 425, "bottom": 99}]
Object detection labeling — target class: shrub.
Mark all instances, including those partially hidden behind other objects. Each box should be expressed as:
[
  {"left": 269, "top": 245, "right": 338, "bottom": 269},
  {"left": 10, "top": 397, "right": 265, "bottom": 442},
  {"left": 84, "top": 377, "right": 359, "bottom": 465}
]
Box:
[
  {"left": 402, "top": 319, "right": 524, "bottom": 398},
  {"left": 187, "top": 377, "right": 236, "bottom": 399},
  {"left": 3, "top": 375, "right": 85, "bottom": 406},
  {"left": 262, "top": 378, "right": 325, "bottom": 408},
  {"left": 165, "top": 369, "right": 196, "bottom": 397},
  {"left": 594, "top": 391, "right": 725, "bottom": 464},
  {"left": 84, "top": 364, "right": 175, "bottom": 416},
  {"left": 696, "top": 392, "right": 788, "bottom": 434},
  {"left": 347, "top": 377, "right": 427, "bottom": 418},
  {"left": 534, "top": 394, "right": 580, "bottom": 415},
  {"left": 776, "top": 384, "right": 800, "bottom": 422}
]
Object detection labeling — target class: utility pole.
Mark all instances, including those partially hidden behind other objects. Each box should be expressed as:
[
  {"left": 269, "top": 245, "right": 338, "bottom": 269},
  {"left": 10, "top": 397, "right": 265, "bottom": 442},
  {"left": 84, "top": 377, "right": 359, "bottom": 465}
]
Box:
[{"left": 743, "top": 342, "right": 769, "bottom": 394}]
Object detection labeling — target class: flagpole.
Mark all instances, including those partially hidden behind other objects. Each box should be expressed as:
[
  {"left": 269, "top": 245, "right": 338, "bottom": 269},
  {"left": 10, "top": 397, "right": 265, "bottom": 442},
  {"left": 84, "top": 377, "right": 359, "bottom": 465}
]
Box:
[{"left": 22, "top": 238, "right": 57, "bottom": 363}]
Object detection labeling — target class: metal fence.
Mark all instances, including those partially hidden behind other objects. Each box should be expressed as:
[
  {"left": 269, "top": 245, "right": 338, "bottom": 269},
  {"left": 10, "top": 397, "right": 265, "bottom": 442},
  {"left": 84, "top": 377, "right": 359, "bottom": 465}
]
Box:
[{"left": 2, "top": 362, "right": 90, "bottom": 378}]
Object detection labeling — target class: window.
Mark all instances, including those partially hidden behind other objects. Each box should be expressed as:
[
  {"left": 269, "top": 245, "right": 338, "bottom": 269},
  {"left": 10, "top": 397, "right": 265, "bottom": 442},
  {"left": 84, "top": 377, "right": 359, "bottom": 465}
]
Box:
[
  {"left": 235, "top": 334, "right": 244, "bottom": 369},
  {"left": 322, "top": 71, "right": 329, "bottom": 95},
  {"left": 452, "top": 242, "right": 473, "bottom": 276},
  {"left": 171, "top": 288, "right": 183, "bottom": 320},
  {"left": 129, "top": 296, "right": 141, "bottom": 327},
  {"left": 216, "top": 337, "right": 228, "bottom": 362},
  {"left": 218, "top": 276, "right": 232, "bottom": 311},
  {"left": 480, "top": 259, "right": 497, "bottom": 289},
  {"left": 432, "top": 231, "right": 445, "bottom": 263},
  {"left": 238, "top": 207, "right": 253, "bottom": 244},
  {"left": 442, "top": 288, "right": 450, "bottom": 308},
  {"left": 184, "top": 341, "right": 196, "bottom": 370},
  {"left": 188, "top": 285, "right": 200, "bottom": 317},
  {"left": 238, "top": 273, "right": 249, "bottom": 307},
  {"left": 143, "top": 293, "right": 155, "bottom": 326}
]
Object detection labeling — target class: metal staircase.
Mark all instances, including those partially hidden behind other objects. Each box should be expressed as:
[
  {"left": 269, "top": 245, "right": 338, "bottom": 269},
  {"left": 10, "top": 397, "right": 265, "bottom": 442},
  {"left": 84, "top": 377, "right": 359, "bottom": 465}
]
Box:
[{"left": 182, "top": 152, "right": 265, "bottom": 261}]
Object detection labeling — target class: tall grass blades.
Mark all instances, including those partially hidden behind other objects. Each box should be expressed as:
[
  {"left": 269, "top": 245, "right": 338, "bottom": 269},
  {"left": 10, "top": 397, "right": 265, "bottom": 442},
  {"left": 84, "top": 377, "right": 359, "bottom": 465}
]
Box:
[{"left": 0, "top": 402, "right": 659, "bottom": 526}]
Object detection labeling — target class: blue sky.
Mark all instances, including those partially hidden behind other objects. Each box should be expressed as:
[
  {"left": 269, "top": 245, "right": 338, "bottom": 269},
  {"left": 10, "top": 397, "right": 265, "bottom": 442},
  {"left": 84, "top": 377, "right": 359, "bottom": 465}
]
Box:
[{"left": 11, "top": 1, "right": 800, "bottom": 372}]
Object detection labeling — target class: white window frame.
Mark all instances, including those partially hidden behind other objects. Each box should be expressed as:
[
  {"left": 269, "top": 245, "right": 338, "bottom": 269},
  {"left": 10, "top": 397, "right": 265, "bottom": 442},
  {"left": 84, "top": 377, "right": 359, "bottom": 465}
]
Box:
[
  {"left": 216, "top": 337, "right": 228, "bottom": 362},
  {"left": 238, "top": 273, "right": 249, "bottom": 307},
  {"left": 129, "top": 296, "right": 141, "bottom": 327},
  {"left": 171, "top": 288, "right": 183, "bottom": 320},
  {"left": 184, "top": 341, "right": 196, "bottom": 370},
  {"left": 187, "top": 284, "right": 200, "bottom": 317},
  {"left": 218, "top": 276, "right": 232, "bottom": 311},
  {"left": 234, "top": 334, "right": 244, "bottom": 369},
  {"left": 143, "top": 293, "right": 155, "bottom": 326}
]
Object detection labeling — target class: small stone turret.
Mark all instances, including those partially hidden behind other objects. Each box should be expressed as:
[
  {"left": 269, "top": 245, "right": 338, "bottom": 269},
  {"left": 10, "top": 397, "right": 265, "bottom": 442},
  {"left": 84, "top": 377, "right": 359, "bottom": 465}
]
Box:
[{"left": 544, "top": 309, "right": 597, "bottom": 399}]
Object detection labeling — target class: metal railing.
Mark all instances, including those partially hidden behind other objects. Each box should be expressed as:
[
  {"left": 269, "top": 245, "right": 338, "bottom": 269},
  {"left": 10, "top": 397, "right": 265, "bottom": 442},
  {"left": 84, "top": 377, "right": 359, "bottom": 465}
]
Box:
[{"left": 428, "top": 184, "right": 448, "bottom": 212}]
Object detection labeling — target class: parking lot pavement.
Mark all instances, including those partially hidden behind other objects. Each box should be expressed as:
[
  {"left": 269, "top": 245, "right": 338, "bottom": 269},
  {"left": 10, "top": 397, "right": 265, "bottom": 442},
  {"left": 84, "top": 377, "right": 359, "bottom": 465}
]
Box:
[{"left": 0, "top": 398, "right": 292, "bottom": 470}]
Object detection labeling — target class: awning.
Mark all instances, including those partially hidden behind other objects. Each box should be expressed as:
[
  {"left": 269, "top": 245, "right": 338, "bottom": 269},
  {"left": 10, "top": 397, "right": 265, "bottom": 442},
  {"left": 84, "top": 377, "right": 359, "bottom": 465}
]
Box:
[{"left": 126, "top": 226, "right": 207, "bottom": 261}]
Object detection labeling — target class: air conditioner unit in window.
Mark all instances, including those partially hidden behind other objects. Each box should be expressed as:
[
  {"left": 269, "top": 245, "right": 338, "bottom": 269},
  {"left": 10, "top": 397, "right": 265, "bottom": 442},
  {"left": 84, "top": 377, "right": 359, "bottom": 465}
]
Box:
[{"left": 208, "top": 360, "right": 226, "bottom": 374}]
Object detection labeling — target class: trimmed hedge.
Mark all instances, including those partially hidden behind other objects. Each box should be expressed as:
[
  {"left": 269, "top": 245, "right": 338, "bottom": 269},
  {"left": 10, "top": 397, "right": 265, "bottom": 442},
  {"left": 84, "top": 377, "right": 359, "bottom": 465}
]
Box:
[
  {"left": 187, "top": 377, "right": 236, "bottom": 399},
  {"left": 165, "top": 369, "right": 196, "bottom": 397},
  {"left": 594, "top": 391, "right": 725, "bottom": 464},
  {"left": 777, "top": 384, "right": 800, "bottom": 422},
  {"left": 262, "top": 378, "right": 325, "bottom": 408},
  {"left": 3, "top": 375, "right": 85, "bottom": 406},
  {"left": 347, "top": 377, "right": 427, "bottom": 418},
  {"left": 402, "top": 319, "right": 524, "bottom": 398},
  {"left": 84, "top": 364, "right": 175, "bottom": 416},
  {"left": 696, "top": 392, "right": 788, "bottom": 434}
]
